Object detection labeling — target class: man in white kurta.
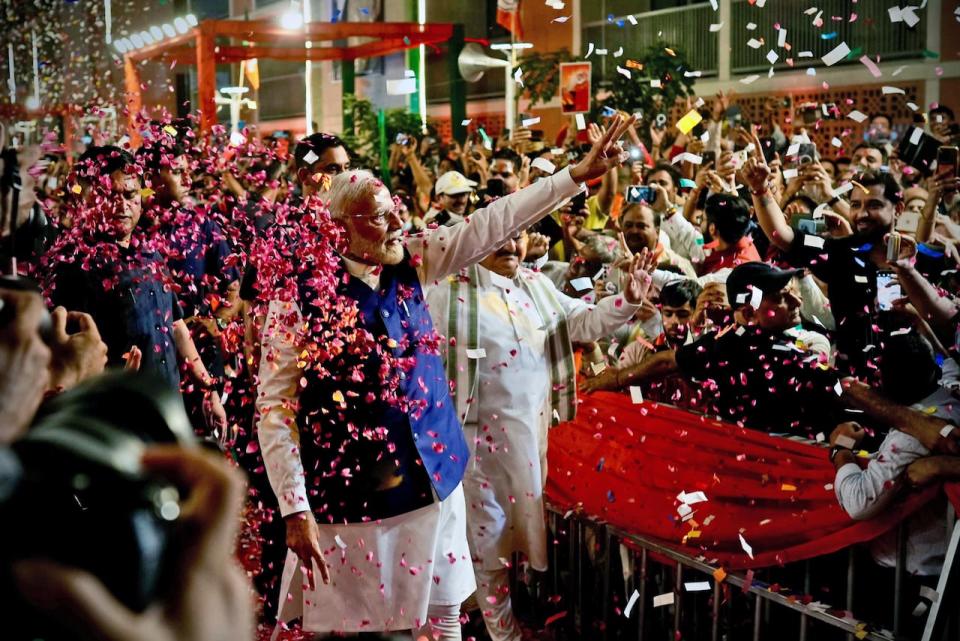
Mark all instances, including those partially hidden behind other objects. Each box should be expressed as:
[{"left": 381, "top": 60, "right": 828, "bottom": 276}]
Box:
[
  {"left": 426, "top": 234, "right": 651, "bottom": 641},
  {"left": 256, "top": 115, "right": 637, "bottom": 639}
]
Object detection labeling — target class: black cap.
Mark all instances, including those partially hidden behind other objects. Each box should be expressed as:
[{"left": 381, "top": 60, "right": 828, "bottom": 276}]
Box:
[{"left": 726, "top": 262, "right": 803, "bottom": 309}]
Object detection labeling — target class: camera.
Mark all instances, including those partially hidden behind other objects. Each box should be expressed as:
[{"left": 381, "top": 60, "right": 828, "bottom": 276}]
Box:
[{"left": 0, "top": 372, "right": 195, "bottom": 637}]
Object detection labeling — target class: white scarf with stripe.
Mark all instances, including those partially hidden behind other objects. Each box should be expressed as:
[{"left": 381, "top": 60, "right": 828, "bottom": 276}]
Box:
[{"left": 441, "top": 264, "right": 578, "bottom": 426}]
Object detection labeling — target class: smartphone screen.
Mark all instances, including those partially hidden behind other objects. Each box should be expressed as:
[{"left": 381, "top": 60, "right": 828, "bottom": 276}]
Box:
[
  {"left": 876, "top": 272, "right": 902, "bottom": 311},
  {"left": 626, "top": 186, "right": 655, "bottom": 204}
]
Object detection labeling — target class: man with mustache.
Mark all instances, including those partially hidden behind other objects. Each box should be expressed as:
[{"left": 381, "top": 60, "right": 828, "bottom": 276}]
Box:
[
  {"left": 425, "top": 228, "right": 653, "bottom": 641},
  {"left": 257, "top": 115, "right": 637, "bottom": 640}
]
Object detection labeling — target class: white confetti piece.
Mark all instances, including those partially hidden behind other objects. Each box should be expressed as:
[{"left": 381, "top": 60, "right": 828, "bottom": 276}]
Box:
[
  {"left": 591, "top": 361, "right": 607, "bottom": 375},
  {"left": 684, "top": 70, "right": 703, "bottom": 77},
  {"left": 685, "top": 582, "right": 712, "bottom": 592},
  {"left": 585, "top": 42, "right": 594, "bottom": 58},
  {"left": 335, "top": 534, "right": 348, "bottom": 549},
  {"left": 804, "top": 235, "right": 825, "bottom": 250},
  {"left": 739, "top": 534, "right": 754, "bottom": 559},
  {"left": 571, "top": 277, "right": 593, "bottom": 292},
  {"left": 671, "top": 152, "right": 703, "bottom": 165},
  {"left": 613, "top": 47, "right": 624, "bottom": 58},
  {"left": 910, "top": 127, "right": 924, "bottom": 144},
  {"left": 514, "top": 67, "right": 524, "bottom": 86},
  {"left": 740, "top": 74, "right": 760, "bottom": 84},
  {"left": 575, "top": 113, "right": 586, "bottom": 130},
  {"left": 624, "top": 589, "right": 641, "bottom": 617},
  {"left": 888, "top": 6, "right": 903, "bottom": 23},
  {"left": 461, "top": 119, "right": 472, "bottom": 126},
  {"left": 831, "top": 137, "right": 843, "bottom": 147},
  {"left": 756, "top": 0, "right": 766, "bottom": 6},
  {"left": 804, "top": 7, "right": 819, "bottom": 15},
  {"left": 627, "top": 15, "right": 638, "bottom": 25},
  {"left": 630, "top": 386, "right": 644, "bottom": 404},
  {"left": 679, "top": 490, "right": 708, "bottom": 504},
  {"left": 653, "top": 592, "right": 675, "bottom": 607},
  {"left": 531, "top": 157, "right": 556, "bottom": 174},
  {"left": 302, "top": 150, "right": 319, "bottom": 165},
  {"left": 806, "top": 68, "right": 817, "bottom": 76},
  {"left": 782, "top": 168, "right": 799, "bottom": 180},
  {"left": 596, "top": 48, "right": 608, "bottom": 55},
  {"left": 766, "top": 50, "right": 779, "bottom": 64},
  {"left": 709, "top": 23, "right": 724, "bottom": 32},
  {"left": 906, "top": 102, "right": 919, "bottom": 111},
  {"left": 747, "top": 38, "right": 762, "bottom": 49},
  {"left": 821, "top": 42, "right": 851, "bottom": 67},
  {"left": 466, "top": 348, "right": 487, "bottom": 359},
  {"left": 522, "top": 116, "right": 540, "bottom": 127},
  {"left": 847, "top": 109, "right": 868, "bottom": 123},
  {"left": 746, "top": 22, "right": 757, "bottom": 30},
  {"left": 650, "top": 79, "right": 662, "bottom": 88},
  {"left": 902, "top": 6, "right": 920, "bottom": 27},
  {"left": 798, "top": 51, "right": 814, "bottom": 58},
  {"left": 854, "top": 275, "right": 869, "bottom": 283},
  {"left": 551, "top": 15, "right": 570, "bottom": 23},
  {"left": 749, "top": 287, "right": 762, "bottom": 310},
  {"left": 778, "top": 28, "right": 787, "bottom": 47},
  {"left": 940, "top": 424, "right": 956, "bottom": 438},
  {"left": 617, "top": 66, "right": 631, "bottom": 79},
  {"left": 835, "top": 435, "right": 857, "bottom": 449},
  {"left": 709, "top": 0, "right": 718, "bottom": 9},
  {"left": 834, "top": 381, "right": 844, "bottom": 396},
  {"left": 883, "top": 86, "right": 906, "bottom": 95}
]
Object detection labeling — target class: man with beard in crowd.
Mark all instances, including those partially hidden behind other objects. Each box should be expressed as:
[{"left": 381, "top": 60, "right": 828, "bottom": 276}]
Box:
[{"left": 256, "top": 114, "right": 636, "bottom": 640}]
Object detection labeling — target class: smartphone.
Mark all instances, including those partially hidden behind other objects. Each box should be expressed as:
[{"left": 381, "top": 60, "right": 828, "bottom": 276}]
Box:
[
  {"left": 938, "top": 146, "right": 958, "bottom": 190},
  {"left": 395, "top": 133, "right": 409, "bottom": 146},
  {"left": 795, "top": 143, "right": 818, "bottom": 167},
  {"left": 702, "top": 150, "right": 717, "bottom": 167},
  {"left": 895, "top": 211, "right": 921, "bottom": 234},
  {"left": 626, "top": 185, "right": 656, "bottom": 204},
  {"left": 654, "top": 113, "right": 668, "bottom": 130},
  {"left": 876, "top": 271, "right": 901, "bottom": 311},
  {"left": 794, "top": 216, "right": 826, "bottom": 235},
  {"left": 759, "top": 136, "right": 777, "bottom": 164},
  {"left": 886, "top": 231, "right": 901, "bottom": 262}
]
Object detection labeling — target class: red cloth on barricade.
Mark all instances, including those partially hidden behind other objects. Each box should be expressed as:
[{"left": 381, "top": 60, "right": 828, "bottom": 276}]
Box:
[{"left": 546, "top": 393, "right": 952, "bottom": 570}]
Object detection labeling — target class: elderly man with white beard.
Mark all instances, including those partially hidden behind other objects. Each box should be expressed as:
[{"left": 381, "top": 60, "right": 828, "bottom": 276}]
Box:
[
  {"left": 425, "top": 226, "right": 655, "bottom": 640},
  {"left": 256, "top": 114, "right": 637, "bottom": 640}
]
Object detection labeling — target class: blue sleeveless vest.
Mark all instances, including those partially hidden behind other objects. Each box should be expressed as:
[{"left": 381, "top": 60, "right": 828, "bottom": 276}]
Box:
[{"left": 295, "top": 255, "right": 469, "bottom": 523}]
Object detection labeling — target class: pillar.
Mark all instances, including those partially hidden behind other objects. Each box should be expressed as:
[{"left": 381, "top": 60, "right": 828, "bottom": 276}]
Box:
[
  {"left": 449, "top": 24, "right": 467, "bottom": 143},
  {"left": 196, "top": 27, "right": 218, "bottom": 133},
  {"left": 342, "top": 58, "right": 356, "bottom": 134}
]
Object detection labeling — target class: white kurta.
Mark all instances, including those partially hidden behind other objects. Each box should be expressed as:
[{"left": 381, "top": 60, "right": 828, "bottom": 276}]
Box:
[
  {"left": 428, "top": 266, "right": 639, "bottom": 573},
  {"left": 257, "top": 168, "right": 584, "bottom": 632}
]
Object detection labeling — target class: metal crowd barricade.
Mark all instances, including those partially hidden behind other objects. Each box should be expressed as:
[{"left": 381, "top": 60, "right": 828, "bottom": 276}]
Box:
[{"left": 543, "top": 498, "right": 960, "bottom": 641}]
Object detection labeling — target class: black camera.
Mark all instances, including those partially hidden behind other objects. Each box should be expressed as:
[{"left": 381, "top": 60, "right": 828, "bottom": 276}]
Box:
[{"left": 0, "top": 372, "right": 195, "bottom": 637}]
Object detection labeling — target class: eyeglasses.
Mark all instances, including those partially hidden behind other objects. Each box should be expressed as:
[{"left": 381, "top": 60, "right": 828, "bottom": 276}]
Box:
[{"left": 349, "top": 206, "right": 402, "bottom": 226}]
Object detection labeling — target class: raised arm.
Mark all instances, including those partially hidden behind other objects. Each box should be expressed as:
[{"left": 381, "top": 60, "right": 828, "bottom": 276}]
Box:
[
  {"left": 742, "top": 128, "right": 795, "bottom": 250},
  {"left": 411, "top": 114, "right": 637, "bottom": 284}
]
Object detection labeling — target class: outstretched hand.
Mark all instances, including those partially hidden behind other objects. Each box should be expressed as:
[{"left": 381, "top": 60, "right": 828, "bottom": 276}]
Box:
[{"left": 570, "top": 113, "right": 638, "bottom": 184}]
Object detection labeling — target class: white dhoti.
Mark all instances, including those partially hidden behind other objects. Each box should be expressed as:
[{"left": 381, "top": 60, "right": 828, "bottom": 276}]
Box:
[{"left": 275, "top": 484, "right": 476, "bottom": 633}]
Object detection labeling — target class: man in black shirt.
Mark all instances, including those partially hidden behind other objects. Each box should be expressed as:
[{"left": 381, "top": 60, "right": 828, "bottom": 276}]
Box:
[
  {"left": 581, "top": 262, "right": 841, "bottom": 435},
  {"left": 744, "top": 150, "right": 915, "bottom": 376}
]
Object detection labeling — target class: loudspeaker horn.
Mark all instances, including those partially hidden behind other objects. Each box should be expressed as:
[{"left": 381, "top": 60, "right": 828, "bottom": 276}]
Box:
[{"left": 458, "top": 43, "right": 510, "bottom": 83}]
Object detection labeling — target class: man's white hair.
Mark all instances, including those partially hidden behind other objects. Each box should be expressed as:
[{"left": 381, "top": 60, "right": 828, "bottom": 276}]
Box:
[{"left": 324, "top": 169, "right": 383, "bottom": 220}]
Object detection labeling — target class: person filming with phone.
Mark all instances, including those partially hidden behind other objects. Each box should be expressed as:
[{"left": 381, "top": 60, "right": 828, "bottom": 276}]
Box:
[{"left": 744, "top": 127, "right": 915, "bottom": 378}]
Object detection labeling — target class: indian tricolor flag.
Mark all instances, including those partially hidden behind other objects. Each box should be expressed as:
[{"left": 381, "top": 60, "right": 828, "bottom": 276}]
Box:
[{"left": 496, "top": 0, "right": 523, "bottom": 38}]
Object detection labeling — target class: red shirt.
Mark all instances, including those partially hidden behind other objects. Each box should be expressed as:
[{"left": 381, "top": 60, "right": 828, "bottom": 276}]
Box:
[{"left": 699, "top": 236, "right": 761, "bottom": 275}]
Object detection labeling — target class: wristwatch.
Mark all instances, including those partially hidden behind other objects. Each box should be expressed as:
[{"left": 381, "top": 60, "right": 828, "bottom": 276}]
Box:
[{"left": 826, "top": 194, "right": 842, "bottom": 207}]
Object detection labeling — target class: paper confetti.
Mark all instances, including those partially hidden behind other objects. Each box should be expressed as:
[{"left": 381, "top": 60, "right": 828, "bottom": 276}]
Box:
[
  {"left": 624, "top": 589, "right": 641, "bottom": 617},
  {"left": 821, "top": 42, "right": 851, "bottom": 67},
  {"left": 739, "top": 534, "right": 754, "bottom": 559},
  {"left": 653, "top": 592, "right": 675, "bottom": 607}
]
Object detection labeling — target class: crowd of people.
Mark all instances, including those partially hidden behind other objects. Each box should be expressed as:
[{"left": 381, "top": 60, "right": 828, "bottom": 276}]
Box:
[{"left": 2, "top": 91, "right": 960, "bottom": 640}]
